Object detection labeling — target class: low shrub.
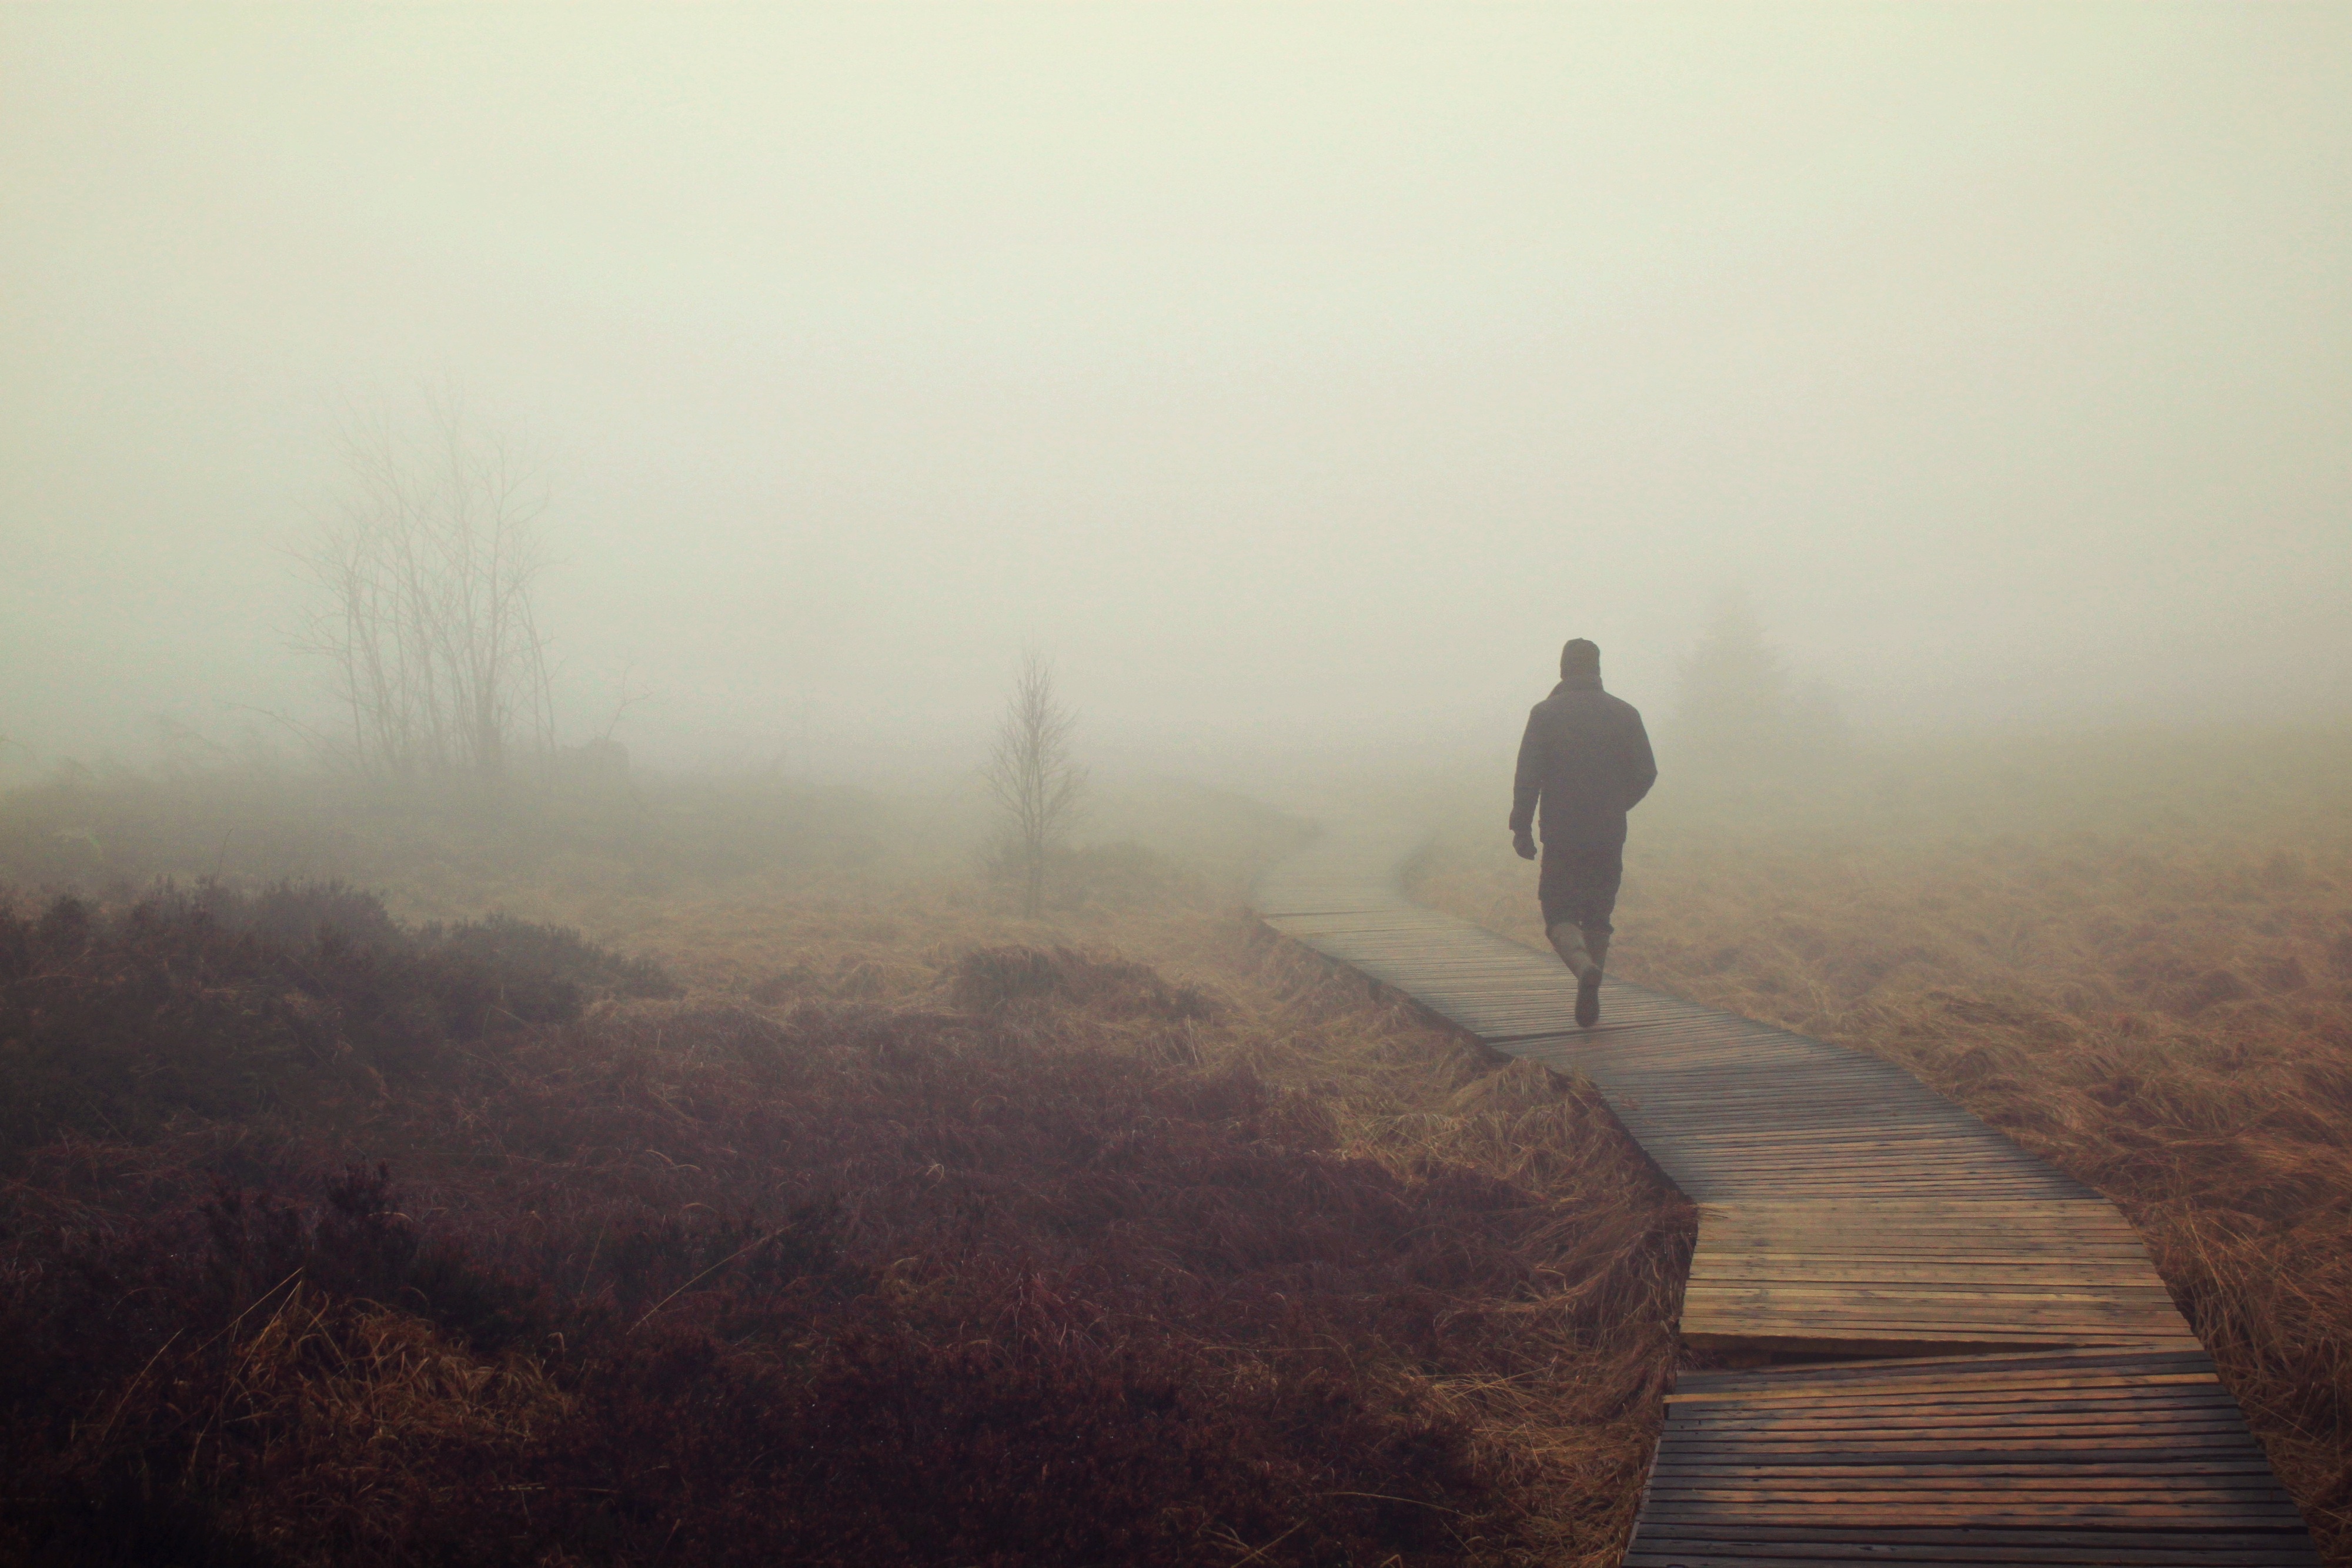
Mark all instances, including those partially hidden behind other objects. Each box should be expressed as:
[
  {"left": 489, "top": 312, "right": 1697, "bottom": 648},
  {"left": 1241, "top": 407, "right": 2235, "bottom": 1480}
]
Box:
[
  {"left": 0, "top": 927, "right": 1679, "bottom": 1566},
  {"left": 0, "top": 881, "right": 678, "bottom": 1163}
]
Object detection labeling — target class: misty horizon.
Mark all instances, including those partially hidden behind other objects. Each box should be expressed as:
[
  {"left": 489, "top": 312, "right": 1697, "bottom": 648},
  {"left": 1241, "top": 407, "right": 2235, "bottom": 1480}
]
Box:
[{"left": 6, "top": 6, "right": 2348, "bottom": 787}]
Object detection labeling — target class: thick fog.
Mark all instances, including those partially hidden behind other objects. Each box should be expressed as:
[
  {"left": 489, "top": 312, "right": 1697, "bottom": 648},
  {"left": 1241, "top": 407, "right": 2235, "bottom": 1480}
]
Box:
[{"left": 5, "top": 6, "right": 2347, "bottom": 784}]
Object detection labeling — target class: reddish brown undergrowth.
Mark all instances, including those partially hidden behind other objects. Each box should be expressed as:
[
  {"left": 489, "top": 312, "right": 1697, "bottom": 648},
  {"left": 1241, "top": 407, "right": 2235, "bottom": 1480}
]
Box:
[{"left": 2, "top": 882, "right": 1684, "bottom": 1567}]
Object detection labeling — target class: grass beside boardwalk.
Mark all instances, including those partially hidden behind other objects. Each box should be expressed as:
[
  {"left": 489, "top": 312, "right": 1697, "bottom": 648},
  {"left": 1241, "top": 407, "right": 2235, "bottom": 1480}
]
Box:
[
  {"left": 1413, "top": 726, "right": 2352, "bottom": 1558},
  {"left": 0, "top": 779, "right": 1686, "bottom": 1568},
  {"left": 8, "top": 727, "right": 2344, "bottom": 1564}
]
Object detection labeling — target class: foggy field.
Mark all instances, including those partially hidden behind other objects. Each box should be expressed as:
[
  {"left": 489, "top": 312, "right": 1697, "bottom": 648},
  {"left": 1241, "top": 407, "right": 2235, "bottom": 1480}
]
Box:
[
  {"left": 5, "top": 4, "right": 2348, "bottom": 1563},
  {"left": 2, "top": 726, "right": 2347, "bottom": 1563}
]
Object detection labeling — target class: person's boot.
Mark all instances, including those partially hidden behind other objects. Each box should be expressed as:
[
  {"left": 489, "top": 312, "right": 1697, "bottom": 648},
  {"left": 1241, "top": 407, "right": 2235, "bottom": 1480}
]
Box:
[
  {"left": 1550, "top": 923, "right": 1602, "bottom": 1028},
  {"left": 1575, "top": 928, "right": 1610, "bottom": 1028}
]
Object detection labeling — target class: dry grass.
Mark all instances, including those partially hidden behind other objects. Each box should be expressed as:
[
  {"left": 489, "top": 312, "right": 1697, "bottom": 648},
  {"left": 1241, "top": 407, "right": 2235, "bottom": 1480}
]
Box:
[
  {"left": 1, "top": 777, "right": 1686, "bottom": 1566},
  {"left": 486, "top": 877, "right": 1697, "bottom": 1565},
  {"left": 1411, "top": 726, "right": 2352, "bottom": 1558},
  {"left": 36, "top": 726, "right": 2334, "bottom": 1560},
  {"left": 172, "top": 1289, "right": 572, "bottom": 1557}
]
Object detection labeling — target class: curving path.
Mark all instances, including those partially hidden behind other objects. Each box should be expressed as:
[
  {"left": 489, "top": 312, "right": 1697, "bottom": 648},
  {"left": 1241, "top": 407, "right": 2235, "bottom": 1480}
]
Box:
[{"left": 1255, "top": 821, "right": 2318, "bottom": 1566}]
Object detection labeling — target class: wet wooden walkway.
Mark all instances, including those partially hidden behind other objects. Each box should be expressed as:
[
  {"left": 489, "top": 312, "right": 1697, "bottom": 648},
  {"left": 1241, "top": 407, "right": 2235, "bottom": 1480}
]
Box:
[{"left": 1255, "top": 822, "right": 2317, "bottom": 1565}]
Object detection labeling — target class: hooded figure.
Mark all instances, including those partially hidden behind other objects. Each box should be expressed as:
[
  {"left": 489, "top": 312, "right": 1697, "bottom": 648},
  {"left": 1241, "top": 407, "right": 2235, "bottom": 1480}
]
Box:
[{"left": 1509, "top": 637, "right": 1657, "bottom": 1027}]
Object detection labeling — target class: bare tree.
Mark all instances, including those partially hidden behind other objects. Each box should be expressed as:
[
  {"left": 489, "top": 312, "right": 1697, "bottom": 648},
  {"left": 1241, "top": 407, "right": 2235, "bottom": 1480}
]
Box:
[
  {"left": 293, "top": 394, "right": 556, "bottom": 788},
  {"left": 982, "top": 650, "right": 1088, "bottom": 918}
]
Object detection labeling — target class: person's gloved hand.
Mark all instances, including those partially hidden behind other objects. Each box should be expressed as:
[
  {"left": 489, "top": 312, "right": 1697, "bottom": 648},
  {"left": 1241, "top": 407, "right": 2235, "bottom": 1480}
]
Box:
[{"left": 1513, "top": 828, "right": 1537, "bottom": 861}]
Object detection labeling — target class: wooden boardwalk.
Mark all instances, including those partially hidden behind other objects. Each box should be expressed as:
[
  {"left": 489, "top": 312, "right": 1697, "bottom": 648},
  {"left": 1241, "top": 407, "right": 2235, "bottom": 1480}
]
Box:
[{"left": 1255, "top": 822, "right": 2318, "bottom": 1565}]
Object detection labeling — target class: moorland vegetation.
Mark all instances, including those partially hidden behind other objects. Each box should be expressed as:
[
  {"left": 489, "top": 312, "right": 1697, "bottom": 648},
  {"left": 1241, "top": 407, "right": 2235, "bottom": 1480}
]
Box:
[
  {"left": 0, "top": 767, "right": 1685, "bottom": 1568},
  {"left": 4, "top": 724, "right": 2346, "bottom": 1563}
]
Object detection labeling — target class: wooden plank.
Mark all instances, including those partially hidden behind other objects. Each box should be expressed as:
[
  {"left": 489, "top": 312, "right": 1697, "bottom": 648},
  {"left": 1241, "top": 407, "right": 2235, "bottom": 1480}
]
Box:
[
  {"left": 1665, "top": 1371, "right": 2222, "bottom": 1405},
  {"left": 1625, "top": 1542, "right": 2319, "bottom": 1567},
  {"left": 1675, "top": 1347, "right": 2216, "bottom": 1388}
]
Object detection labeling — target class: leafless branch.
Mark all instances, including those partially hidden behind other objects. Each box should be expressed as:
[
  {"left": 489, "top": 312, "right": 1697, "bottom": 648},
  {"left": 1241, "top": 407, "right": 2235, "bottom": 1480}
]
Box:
[
  {"left": 289, "top": 393, "right": 556, "bottom": 790},
  {"left": 981, "top": 649, "right": 1088, "bottom": 918}
]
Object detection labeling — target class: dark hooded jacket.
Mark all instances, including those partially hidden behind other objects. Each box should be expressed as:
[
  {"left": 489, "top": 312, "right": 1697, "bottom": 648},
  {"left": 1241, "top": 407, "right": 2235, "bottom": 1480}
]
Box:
[{"left": 1509, "top": 674, "right": 1658, "bottom": 847}]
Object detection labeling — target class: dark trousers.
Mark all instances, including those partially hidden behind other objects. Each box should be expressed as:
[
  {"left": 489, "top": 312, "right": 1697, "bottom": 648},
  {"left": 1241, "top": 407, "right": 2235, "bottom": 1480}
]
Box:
[{"left": 1538, "top": 840, "right": 1623, "bottom": 934}]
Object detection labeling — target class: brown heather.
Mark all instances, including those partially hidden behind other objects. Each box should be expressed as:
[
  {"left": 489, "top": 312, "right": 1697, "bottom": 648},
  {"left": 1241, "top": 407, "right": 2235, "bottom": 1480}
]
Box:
[
  {"left": 0, "top": 793, "right": 1688, "bottom": 1567},
  {"left": 6, "top": 727, "right": 2343, "bottom": 1564}
]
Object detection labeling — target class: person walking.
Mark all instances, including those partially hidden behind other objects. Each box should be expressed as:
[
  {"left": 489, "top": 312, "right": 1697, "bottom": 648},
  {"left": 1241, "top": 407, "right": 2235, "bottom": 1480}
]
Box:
[{"left": 1510, "top": 638, "right": 1657, "bottom": 1027}]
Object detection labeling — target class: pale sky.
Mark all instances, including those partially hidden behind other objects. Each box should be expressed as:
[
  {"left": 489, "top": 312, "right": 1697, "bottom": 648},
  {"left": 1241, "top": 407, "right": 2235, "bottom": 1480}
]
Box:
[{"left": 4, "top": 5, "right": 2347, "bottom": 778}]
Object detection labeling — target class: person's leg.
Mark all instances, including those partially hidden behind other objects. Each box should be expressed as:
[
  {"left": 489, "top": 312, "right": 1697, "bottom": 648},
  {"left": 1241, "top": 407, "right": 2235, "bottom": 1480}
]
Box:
[
  {"left": 1539, "top": 846, "right": 1600, "bottom": 982},
  {"left": 1579, "top": 844, "right": 1625, "bottom": 978},
  {"left": 1561, "top": 842, "right": 1622, "bottom": 1028},
  {"left": 1548, "top": 921, "right": 1597, "bottom": 979}
]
